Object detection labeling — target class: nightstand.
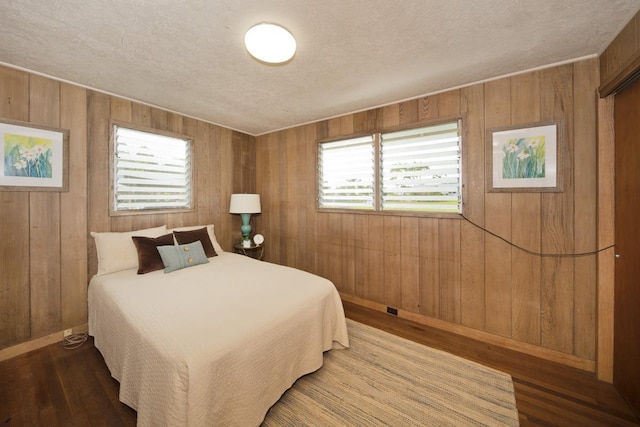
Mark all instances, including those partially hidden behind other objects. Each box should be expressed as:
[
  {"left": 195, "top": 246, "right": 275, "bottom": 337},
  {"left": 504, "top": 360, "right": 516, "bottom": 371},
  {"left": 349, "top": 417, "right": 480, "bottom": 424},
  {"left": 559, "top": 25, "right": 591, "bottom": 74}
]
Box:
[{"left": 233, "top": 242, "right": 264, "bottom": 260}]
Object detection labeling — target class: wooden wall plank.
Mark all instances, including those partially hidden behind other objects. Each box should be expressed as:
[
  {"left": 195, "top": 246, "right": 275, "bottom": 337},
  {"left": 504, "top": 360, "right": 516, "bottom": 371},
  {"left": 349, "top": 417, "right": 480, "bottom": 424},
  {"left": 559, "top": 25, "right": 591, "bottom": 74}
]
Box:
[
  {"left": 400, "top": 99, "right": 418, "bottom": 124},
  {"left": 510, "top": 194, "right": 541, "bottom": 344},
  {"left": 150, "top": 108, "right": 169, "bottom": 131},
  {"left": 437, "top": 89, "right": 461, "bottom": 118},
  {"left": 195, "top": 121, "right": 212, "bottom": 227},
  {"left": 279, "top": 133, "right": 298, "bottom": 254},
  {"left": 280, "top": 129, "right": 296, "bottom": 268},
  {"left": 572, "top": 59, "right": 598, "bottom": 361},
  {"left": 110, "top": 98, "right": 132, "bottom": 122},
  {"left": 419, "top": 218, "right": 439, "bottom": 317},
  {"left": 597, "top": 96, "right": 615, "bottom": 382},
  {"left": 540, "top": 65, "right": 575, "bottom": 354},
  {"left": 316, "top": 213, "right": 333, "bottom": 288},
  {"left": 235, "top": 131, "right": 256, "bottom": 194},
  {"left": 209, "top": 125, "right": 225, "bottom": 242},
  {"left": 418, "top": 95, "right": 438, "bottom": 121},
  {"left": 266, "top": 133, "right": 281, "bottom": 261},
  {"left": 131, "top": 103, "right": 151, "bottom": 127},
  {"left": 0, "top": 66, "right": 29, "bottom": 120},
  {"left": 218, "top": 127, "right": 236, "bottom": 249},
  {"left": 366, "top": 215, "right": 385, "bottom": 304},
  {"left": 277, "top": 133, "right": 289, "bottom": 262},
  {"left": 60, "top": 83, "right": 88, "bottom": 328},
  {"left": 383, "top": 216, "right": 402, "bottom": 307},
  {"left": 29, "top": 191, "right": 62, "bottom": 337},
  {"left": 461, "top": 85, "right": 485, "bottom": 224},
  {"left": 382, "top": 104, "right": 400, "bottom": 128},
  {"left": 179, "top": 117, "right": 200, "bottom": 228},
  {"left": 400, "top": 217, "right": 420, "bottom": 313},
  {"left": 0, "top": 66, "right": 30, "bottom": 348},
  {"left": 353, "top": 214, "right": 369, "bottom": 300},
  {"left": 166, "top": 112, "right": 182, "bottom": 134},
  {"left": 439, "top": 219, "right": 461, "bottom": 323},
  {"left": 283, "top": 130, "right": 299, "bottom": 269},
  {"left": 292, "top": 127, "right": 307, "bottom": 270},
  {"left": 86, "top": 91, "right": 111, "bottom": 278},
  {"left": 254, "top": 133, "right": 268, "bottom": 254},
  {"left": 0, "top": 193, "right": 30, "bottom": 347},
  {"left": 304, "top": 124, "right": 319, "bottom": 273},
  {"left": 28, "top": 75, "right": 62, "bottom": 338},
  {"left": 484, "top": 78, "right": 513, "bottom": 337},
  {"left": 330, "top": 212, "right": 345, "bottom": 289},
  {"left": 510, "top": 72, "right": 542, "bottom": 345},
  {"left": 460, "top": 84, "right": 486, "bottom": 329},
  {"left": 341, "top": 213, "right": 356, "bottom": 295}
]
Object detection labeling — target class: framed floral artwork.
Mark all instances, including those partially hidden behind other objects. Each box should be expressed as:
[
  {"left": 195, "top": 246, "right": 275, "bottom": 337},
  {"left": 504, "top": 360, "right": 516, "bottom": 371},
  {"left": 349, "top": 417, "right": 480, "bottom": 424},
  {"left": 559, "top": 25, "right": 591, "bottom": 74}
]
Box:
[
  {"left": 0, "top": 119, "right": 69, "bottom": 191},
  {"left": 486, "top": 121, "right": 562, "bottom": 192}
]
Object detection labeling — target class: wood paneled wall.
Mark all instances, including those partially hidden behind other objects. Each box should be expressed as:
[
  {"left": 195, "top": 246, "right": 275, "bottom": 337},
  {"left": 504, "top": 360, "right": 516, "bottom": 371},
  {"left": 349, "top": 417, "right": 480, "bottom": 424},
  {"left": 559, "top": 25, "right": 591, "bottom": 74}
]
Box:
[
  {"left": 256, "top": 59, "right": 600, "bottom": 369},
  {"left": 0, "top": 67, "right": 89, "bottom": 350},
  {"left": 600, "top": 9, "right": 640, "bottom": 96},
  {"left": 0, "top": 58, "right": 605, "bottom": 369},
  {"left": 0, "top": 65, "right": 255, "bottom": 351},
  {"left": 86, "top": 92, "right": 255, "bottom": 278}
]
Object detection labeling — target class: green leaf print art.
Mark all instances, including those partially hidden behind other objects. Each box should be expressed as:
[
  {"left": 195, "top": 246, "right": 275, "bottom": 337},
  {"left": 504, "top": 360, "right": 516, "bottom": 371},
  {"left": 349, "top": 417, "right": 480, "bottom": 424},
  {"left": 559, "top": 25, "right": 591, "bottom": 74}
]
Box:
[
  {"left": 4, "top": 134, "right": 53, "bottom": 178},
  {"left": 502, "top": 136, "right": 545, "bottom": 179}
]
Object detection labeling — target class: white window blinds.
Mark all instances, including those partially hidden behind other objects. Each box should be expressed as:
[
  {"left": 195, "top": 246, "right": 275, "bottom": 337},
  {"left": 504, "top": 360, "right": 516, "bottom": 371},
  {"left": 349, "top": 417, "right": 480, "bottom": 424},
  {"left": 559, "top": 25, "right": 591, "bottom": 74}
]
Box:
[
  {"left": 318, "top": 135, "right": 375, "bottom": 210},
  {"left": 380, "top": 121, "right": 461, "bottom": 213},
  {"left": 113, "top": 125, "right": 193, "bottom": 212},
  {"left": 317, "top": 120, "right": 462, "bottom": 213}
]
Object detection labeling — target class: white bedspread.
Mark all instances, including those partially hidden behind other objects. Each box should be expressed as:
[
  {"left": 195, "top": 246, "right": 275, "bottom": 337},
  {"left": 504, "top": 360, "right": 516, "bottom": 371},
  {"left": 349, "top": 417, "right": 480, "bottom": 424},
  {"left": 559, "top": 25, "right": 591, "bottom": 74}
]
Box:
[{"left": 88, "top": 252, "right": 349, "bottom": 426}]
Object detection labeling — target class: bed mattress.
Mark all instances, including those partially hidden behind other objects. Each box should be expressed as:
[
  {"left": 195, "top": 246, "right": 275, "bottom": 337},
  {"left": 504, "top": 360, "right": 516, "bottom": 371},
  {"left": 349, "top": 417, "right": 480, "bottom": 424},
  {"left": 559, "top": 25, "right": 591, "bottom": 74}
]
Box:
[{"left": 88, "top": 252, "right": 349, "bottom": 426}]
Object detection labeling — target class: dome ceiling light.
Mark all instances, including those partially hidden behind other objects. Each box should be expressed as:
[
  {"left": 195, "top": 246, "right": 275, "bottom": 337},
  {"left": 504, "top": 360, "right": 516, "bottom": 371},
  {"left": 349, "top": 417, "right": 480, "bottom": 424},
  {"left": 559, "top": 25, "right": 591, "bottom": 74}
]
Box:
[{"left": 244, "top": 23, "right": 296, "bottom": 64}]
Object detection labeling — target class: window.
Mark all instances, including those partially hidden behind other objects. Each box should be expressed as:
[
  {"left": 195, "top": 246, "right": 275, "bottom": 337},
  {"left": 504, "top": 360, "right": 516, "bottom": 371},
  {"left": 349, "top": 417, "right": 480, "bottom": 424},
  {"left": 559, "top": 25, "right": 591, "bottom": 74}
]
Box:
[
  {"left": 112, "top": 124, "right": 193, "bottom": 213},
  {"left": 317, "top": 135, "right": 375, "bottom": 210},
  {"left": 318, "top": 120, "right": 461, "bottom": 213}
]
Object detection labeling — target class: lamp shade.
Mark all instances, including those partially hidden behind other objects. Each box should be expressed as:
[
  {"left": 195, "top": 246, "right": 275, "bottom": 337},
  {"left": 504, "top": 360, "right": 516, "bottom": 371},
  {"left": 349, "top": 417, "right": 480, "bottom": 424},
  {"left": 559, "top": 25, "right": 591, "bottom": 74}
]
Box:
[{"left": 229, "top": 194, "right": 261, "bottom": 214}]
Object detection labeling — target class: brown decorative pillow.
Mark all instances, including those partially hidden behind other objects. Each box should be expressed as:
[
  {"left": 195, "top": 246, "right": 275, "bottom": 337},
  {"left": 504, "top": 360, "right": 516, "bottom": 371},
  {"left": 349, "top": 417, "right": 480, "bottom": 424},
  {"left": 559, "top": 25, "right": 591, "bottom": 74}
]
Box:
[
  {"left": 173, "top": 227, "right": 217, "bottom": 258},
  {"left": 132, "top": 233, "right": 175, "bottom": 274}
]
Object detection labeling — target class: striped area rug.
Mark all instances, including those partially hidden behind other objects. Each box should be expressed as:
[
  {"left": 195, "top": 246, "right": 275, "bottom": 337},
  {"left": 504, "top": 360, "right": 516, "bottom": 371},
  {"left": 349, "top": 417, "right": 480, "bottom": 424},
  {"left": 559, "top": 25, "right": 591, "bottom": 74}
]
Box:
[{"left": 262, "top": 319, "right": 519, "bottom": 426}]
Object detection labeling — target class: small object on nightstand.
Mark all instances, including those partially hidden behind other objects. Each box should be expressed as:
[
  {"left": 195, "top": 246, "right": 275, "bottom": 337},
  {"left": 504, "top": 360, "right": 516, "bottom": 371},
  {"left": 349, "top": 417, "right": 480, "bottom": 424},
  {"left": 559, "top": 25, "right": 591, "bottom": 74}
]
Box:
[{"left": 234, "top": 242, "right": 265, "bottom": 260}]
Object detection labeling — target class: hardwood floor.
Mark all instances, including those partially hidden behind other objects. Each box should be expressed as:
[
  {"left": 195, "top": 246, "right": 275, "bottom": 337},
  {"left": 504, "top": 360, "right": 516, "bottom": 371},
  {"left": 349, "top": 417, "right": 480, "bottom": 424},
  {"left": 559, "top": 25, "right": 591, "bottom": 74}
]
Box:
[
  {"left": 344, "top": 302, "right": 639, "bottom": 427},
  {"left": 0, "top": 334, "right": 136, "bottom": 426},
  {"left": 0, "top": 301, "right": 638, "bottom": 426}
]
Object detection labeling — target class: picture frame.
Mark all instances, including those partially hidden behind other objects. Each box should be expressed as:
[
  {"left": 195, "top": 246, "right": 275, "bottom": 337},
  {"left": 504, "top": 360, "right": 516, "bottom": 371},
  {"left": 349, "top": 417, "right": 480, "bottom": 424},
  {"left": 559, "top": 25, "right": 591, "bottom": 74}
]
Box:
[
  {"left": 0, "top": 119, "right": 69, "bottom": 192},
  {"left": 486, "top": 121, "right": 562, "bottom": 193}
]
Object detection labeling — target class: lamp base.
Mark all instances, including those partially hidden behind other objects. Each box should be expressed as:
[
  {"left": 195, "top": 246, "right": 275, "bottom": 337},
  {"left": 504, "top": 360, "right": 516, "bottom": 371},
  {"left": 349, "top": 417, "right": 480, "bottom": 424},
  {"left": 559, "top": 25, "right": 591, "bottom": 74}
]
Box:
[
  {"left": 242, "top": 239, "right": 252, "bottom": 248},
  {"left": 240, "top": 213, "right": 253, "bottom": 244}
]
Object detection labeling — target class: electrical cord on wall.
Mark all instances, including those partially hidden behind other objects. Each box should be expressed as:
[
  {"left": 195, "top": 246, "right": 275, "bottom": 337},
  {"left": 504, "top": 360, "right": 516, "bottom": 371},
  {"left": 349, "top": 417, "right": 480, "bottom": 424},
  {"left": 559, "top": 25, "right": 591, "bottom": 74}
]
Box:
[
  {"left": 63, "top": 333, "right": 88, "bottom": 350},
  {"left": 460, "top": 214, "right": 615, "bottom": 258}
]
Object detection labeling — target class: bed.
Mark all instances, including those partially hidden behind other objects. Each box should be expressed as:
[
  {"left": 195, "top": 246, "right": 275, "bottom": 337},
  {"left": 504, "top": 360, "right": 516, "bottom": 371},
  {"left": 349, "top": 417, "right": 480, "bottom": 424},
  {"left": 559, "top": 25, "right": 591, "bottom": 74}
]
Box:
[{"left": 88, "top": 225, "right": 349, "bottom": 426}]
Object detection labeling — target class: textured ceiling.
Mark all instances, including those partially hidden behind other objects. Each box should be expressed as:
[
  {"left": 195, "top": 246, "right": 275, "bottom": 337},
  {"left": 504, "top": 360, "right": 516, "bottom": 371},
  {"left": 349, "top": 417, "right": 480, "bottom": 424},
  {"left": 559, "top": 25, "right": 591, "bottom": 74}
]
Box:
[{"left": 1, "top": 1, "right": 639, "bottom": 135}]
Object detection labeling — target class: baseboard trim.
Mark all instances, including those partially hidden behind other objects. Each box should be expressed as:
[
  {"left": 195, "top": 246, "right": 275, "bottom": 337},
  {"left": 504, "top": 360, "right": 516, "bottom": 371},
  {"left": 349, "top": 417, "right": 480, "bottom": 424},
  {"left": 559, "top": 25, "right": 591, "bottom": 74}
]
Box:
[
  {"left": 340, "top": 293, "right": 595, "bottom": 373},
  {"left": 0, "top": 323, "right": 89, "bottom": 362}
]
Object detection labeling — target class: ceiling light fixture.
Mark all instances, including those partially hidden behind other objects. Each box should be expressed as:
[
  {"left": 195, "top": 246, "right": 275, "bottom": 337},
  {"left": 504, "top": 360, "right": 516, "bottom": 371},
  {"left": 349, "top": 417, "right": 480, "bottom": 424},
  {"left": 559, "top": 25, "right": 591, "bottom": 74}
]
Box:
[{"left": 244, "top": 23, "right": 296, "bottom": 64}]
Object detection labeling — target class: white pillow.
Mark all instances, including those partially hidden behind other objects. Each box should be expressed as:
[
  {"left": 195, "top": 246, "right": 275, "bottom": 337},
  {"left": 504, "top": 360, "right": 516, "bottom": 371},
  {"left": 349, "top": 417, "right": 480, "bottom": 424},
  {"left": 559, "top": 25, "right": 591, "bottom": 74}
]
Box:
[
  {"left": 168, "top": 224, "right": 224, "bottom": 254},
  {"left": 91, "top": 225, "right": 168, "bottom": 276}
]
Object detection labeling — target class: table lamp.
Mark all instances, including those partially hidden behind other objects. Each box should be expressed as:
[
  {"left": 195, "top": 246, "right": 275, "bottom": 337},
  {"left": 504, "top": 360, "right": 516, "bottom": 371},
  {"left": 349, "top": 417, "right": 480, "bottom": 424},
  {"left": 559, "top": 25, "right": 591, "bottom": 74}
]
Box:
[{"left": 229, "top": 194, "right": 261, "bottom": 247}]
